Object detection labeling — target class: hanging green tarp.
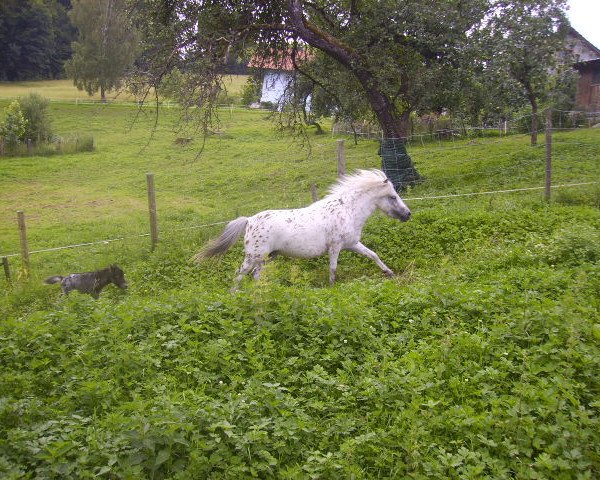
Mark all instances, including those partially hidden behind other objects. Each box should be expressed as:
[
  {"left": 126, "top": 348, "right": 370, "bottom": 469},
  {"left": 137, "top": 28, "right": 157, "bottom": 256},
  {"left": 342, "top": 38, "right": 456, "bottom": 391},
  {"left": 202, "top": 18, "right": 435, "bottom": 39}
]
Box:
[{"left": 379, "top": 138, "right": 420, "bottom": 191}]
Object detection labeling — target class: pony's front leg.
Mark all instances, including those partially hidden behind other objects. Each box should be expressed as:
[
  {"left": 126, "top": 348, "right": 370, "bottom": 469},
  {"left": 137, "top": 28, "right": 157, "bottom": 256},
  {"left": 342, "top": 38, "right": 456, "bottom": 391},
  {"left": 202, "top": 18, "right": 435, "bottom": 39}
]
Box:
[
  {"left": 328, "top": 247, "right": 341, "bottom": 285},
  {"left": 347, "top": 242, "right": 395, "bottom": 277}
]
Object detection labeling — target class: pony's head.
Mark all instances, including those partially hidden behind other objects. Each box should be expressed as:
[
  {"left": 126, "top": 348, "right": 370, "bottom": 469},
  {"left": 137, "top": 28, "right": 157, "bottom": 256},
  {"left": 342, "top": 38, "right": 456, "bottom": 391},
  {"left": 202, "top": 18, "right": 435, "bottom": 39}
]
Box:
[
  {"left": 109, "top": 264, "right": 128, "bottom": 289},
  {"left": 373, "top": 173, "right": 411, "bottom": 222},
  {"left": 332, "top": 169, "right": 411, "bottom": 222}
]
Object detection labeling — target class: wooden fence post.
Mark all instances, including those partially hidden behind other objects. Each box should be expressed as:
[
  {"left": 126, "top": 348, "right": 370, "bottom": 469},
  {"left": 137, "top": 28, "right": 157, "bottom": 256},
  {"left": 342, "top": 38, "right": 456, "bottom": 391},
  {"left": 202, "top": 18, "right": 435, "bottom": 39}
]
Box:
[
  {"left": 2, "top": 256, "right": 10, "bottom": 283},
  {"left": 146, "top": 173, "right": 159, "bottom": 251},
  {"left": 545, "top": 109, "right": 552, "bottom": 202},
  {"left": 311, "top": 184, "right": 318, "bottom": 202},
  {"left": 337, "top": 139, "right": 346, "bottom": 177},
  {"left": 17, "top": 211, "right": 30, "bottom": 275}
]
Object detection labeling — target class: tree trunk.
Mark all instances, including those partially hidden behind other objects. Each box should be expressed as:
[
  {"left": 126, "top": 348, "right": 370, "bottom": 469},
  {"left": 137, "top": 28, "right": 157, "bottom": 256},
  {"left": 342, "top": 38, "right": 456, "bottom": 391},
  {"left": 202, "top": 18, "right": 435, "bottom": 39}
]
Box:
[
  {"left": 100, "top": 85, "right": 107, "bottom": 103},
  {"left": 530, "top": 98, "right": 538, "bottom": 147},
  {"left": 287, "top": 0, "right": 420, "bottom": 188},
  {"left": 524, "top": 82, "right": 538, "bottom": 146}
]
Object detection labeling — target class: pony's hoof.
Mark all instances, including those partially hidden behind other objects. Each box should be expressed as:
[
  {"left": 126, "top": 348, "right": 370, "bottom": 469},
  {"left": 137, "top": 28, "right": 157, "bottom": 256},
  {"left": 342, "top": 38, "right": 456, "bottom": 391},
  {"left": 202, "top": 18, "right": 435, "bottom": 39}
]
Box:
[{"left": 385, "top": 270, "right": 395, "bottom": 278}]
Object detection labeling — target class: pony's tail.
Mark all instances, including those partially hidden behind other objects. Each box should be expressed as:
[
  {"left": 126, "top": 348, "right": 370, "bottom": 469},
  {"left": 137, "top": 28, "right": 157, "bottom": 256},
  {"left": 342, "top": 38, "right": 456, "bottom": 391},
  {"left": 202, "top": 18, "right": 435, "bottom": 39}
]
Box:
[
  {"left": 44, "top": 275, "right": 64, "bottom": 285},
  {"left": 194, "top": 217, "right": 248, "bottom": 261}
]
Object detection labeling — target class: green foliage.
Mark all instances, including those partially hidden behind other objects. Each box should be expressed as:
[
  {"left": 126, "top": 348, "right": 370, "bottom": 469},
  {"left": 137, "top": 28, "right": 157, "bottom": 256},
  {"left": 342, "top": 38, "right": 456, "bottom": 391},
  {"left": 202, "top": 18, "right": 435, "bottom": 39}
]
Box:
[
  {"left": 0, "top": 100, "right": 598, "bottom": 477},
  {"left": 0, "top": 100, "right": 27, "bottom": 147},
  {"left": 18, "top": 93, "right": 53, "bottom": 143},
  {"left": 0, "top": 0, "right": 76, "bottom": 81},
  {"left": 479, "top": 0, "right": 571, "bottom": 143},
  {"left": 0, "top": 94, "right": 90, "bottom": 157},
  {"left": 65, "top": 0, "right": 138, "bottom": 101},
  {"left": 240, "top": 76, "right": 261, "bottom": 106},
  {"left": 1, "top": 227, "right": 598, "bottom": 477}
]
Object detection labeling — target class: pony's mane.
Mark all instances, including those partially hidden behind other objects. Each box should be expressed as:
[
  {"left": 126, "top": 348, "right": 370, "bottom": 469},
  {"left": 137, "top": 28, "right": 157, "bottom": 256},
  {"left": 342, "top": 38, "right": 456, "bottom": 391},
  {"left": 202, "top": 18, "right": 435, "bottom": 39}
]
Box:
[{"left": 326, "top": 169, "right": 389, "bottom": 198}]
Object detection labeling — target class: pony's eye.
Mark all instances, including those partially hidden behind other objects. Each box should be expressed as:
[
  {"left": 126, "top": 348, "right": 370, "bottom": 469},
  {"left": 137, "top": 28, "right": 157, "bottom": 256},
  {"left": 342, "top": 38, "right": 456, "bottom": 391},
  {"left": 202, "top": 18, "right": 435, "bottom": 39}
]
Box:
[{"left": 389, "top": 195, "right": 396, "bottom": 200}]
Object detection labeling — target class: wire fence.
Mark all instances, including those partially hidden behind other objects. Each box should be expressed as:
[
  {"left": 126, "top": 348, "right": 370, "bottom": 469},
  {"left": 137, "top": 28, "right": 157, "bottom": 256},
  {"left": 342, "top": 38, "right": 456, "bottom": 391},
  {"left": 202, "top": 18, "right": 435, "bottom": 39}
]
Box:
[
  {"left": 2, "top": 108, "right": 599, "bottom": 282},
  {"left": 332, "top": 109, "right": 600, "bottom": 144}
]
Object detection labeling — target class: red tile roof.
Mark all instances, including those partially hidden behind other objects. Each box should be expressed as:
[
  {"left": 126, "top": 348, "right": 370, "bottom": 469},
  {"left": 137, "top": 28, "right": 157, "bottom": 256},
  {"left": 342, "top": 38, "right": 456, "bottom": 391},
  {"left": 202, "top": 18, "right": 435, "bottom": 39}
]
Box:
[{"left": 248, "top": 50, "right": 312, "bottom": 71}]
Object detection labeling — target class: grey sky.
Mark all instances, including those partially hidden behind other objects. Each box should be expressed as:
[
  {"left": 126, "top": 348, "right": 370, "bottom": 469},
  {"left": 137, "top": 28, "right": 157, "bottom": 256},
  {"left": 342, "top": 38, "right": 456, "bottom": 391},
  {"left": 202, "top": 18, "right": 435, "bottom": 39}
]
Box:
[{"left": 567, "top": 0, "right": 600, "bottom": 49}]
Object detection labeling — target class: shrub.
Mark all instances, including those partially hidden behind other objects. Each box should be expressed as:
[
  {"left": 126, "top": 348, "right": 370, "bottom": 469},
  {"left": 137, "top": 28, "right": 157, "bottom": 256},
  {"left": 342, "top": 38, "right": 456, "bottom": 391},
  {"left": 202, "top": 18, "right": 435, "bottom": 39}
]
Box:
[
  {"left": 0, "top": 100, "right": 28, "bottom": 148},
  {"left": 0, "top": 133, "right": 94, "bottom": 157},
  {"left": 19, "top": 93, "right": 52, "bottom": 144},
  {"left": 240, "top": 76, "right": 261, "bottom": 106}
]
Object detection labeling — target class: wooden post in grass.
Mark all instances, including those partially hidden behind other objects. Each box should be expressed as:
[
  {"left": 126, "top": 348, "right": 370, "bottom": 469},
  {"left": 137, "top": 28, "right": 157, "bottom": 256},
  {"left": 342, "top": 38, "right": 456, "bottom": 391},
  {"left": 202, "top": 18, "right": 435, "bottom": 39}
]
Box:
[
  {"left": 17, "top": 211, "right": 30, "bottom": 275},
  {"left": 545, "top": 109, "right": 552, "bottom": 202},
  {"left": 2, "top": 256, "right": 10, "bottom": 283},
  {"left": 146, "top": 173, "right": 159, "bottom": 251},
  {"left": 311, "top": 184, "right": 318, "bottom": 202},
  {"left": 337, "top": 139, "right": 346, "bottom": 177}
]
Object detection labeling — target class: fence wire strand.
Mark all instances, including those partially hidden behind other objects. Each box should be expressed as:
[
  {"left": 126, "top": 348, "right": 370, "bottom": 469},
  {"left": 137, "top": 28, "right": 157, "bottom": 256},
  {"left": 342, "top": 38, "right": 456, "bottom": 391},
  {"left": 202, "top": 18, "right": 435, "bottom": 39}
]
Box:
[
  {"left": 2, "top": 181, "right": 597, "bottom": 259},
  {"left": 2, "top": 110, "right": 598, "bottom": 261}
]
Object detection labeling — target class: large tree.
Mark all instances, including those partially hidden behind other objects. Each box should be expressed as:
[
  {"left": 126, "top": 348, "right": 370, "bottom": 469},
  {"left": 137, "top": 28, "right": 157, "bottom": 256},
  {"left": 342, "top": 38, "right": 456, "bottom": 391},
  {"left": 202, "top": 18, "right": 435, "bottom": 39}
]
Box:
[
  {"left": 129, "top": 1, "right": 572, "bottom": 184},
  {"left": 480, "top": 0, "right": 570, "bottom": 145},
  {"left": 66, "top": 0, "right": 138, "bottom": 102},
  {"left": 129, "top": 0, "right": 502, "bottom": 187}
]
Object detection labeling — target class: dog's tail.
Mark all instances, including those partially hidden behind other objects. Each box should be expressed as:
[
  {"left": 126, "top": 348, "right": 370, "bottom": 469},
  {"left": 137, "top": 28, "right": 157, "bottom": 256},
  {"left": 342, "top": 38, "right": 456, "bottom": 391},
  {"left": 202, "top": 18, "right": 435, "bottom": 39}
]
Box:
[
  {"left": 44, "top": 275, "right": 64, "bottom": 285},
  {"left": 194, "top": 216, "right": 248, "bottom": 261}
]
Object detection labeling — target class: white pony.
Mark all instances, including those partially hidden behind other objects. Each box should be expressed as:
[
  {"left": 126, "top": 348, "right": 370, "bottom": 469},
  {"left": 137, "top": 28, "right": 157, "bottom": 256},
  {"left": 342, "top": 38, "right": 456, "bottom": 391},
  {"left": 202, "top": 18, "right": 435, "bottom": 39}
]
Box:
[{"left": 196, "top": 169, "right": 411, "bottom": 288}]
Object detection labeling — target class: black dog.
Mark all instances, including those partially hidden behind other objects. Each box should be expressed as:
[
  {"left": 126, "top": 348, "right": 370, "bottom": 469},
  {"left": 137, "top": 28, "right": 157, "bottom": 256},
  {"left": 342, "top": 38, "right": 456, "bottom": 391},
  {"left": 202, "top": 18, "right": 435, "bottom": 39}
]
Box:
[{"left": 44, "top": 264, "right": 128, "bottom": 299}]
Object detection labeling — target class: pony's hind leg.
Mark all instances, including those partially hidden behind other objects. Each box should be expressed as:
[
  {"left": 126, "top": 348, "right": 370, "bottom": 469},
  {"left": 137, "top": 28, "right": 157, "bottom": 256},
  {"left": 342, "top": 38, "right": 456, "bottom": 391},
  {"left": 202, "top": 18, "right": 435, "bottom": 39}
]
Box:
[
  {"left": 232, "top": 253, "right": 263, "bottom": 291},
  {"left": 252, "top": 260, "right": 264, "bottom": 280}
]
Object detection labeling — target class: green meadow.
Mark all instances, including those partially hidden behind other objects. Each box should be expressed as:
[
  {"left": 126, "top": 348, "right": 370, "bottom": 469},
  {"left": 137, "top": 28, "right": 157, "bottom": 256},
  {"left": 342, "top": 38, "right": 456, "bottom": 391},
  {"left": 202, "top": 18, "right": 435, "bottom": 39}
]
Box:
[
  {"left": 0, "top": 84, "right": 599, "bottom": 478},
  {"left": 0, "top": 76, "right": 248, "bottom": 103}
]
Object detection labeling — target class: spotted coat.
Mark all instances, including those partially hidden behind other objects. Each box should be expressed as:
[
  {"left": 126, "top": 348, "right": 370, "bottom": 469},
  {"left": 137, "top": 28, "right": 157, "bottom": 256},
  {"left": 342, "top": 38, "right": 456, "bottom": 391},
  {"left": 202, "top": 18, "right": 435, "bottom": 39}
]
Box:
[{"left": 197, "top": 169, "right": 411, "bottom": 289}]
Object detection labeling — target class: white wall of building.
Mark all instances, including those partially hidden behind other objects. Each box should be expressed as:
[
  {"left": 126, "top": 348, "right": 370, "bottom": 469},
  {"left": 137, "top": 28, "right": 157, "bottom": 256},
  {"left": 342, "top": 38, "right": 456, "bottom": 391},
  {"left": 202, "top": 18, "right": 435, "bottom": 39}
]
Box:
[{"left": 260, "top": 71, "right": 291, "bottom": 106}]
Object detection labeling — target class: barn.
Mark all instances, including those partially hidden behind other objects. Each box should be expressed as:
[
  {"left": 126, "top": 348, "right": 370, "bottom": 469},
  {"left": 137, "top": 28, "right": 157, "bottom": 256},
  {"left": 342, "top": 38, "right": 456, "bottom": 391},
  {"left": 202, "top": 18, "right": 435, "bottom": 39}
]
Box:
[
  {"left": 248, "top": 51, "right": 311, "bottom": 111},
  {"left": 252, "top": 56, "right": 295, "bottom": 109},
  {"left": 565, "top": 28, "right": 600, "bottom": 111},
  {"left": 574, "top": 58, "right": 600, "bottom": 111}
]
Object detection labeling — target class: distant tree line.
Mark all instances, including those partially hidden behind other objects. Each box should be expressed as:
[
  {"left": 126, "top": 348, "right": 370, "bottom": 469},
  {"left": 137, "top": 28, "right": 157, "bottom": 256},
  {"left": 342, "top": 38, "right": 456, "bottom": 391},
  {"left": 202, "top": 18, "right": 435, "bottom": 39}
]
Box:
[{"left": 0, "top": 0, "right": 76, "bottom": 81}]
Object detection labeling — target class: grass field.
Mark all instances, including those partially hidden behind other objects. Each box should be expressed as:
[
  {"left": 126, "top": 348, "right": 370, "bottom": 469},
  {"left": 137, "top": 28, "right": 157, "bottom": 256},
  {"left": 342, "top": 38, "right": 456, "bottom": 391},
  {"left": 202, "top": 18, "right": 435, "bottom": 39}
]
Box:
[
  {"left": 0, "top": 85, "right": 599, "bottom": 478},
  {"left": 0, "top": 76, "right": 249, "bottom": 103}
]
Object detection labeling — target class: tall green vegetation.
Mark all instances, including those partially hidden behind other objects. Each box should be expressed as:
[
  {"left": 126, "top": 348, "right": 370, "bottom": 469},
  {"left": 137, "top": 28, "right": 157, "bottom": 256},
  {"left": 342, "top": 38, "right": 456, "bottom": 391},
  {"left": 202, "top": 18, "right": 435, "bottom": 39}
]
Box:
[
  {"left": 65, "top": 0, "right": 138, "bottom": 102},
  {"left": 0, "top": 100, "right": 27, "bottom": 148},
  {"left": 0, "top": 0, "right": 76, "bottom": 81},
  {"left": 0, "top": 95, "right": 96, "bottom": 157},
  {"left": 0, "top": 100, "right": 598, "bottom": 478},
  {"left": 0, "top": 94, "right": 52, "bottom": 147},
  {"left": 18, "top": 93, "right": 53, "bottom": 144}
]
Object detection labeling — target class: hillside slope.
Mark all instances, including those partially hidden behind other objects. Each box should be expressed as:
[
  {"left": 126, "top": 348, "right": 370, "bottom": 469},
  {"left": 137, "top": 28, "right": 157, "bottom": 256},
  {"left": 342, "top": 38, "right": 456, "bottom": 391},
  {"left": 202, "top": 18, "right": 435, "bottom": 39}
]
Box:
[{"left": 1, "top": 101, "right": 599, "bottom": 478}]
